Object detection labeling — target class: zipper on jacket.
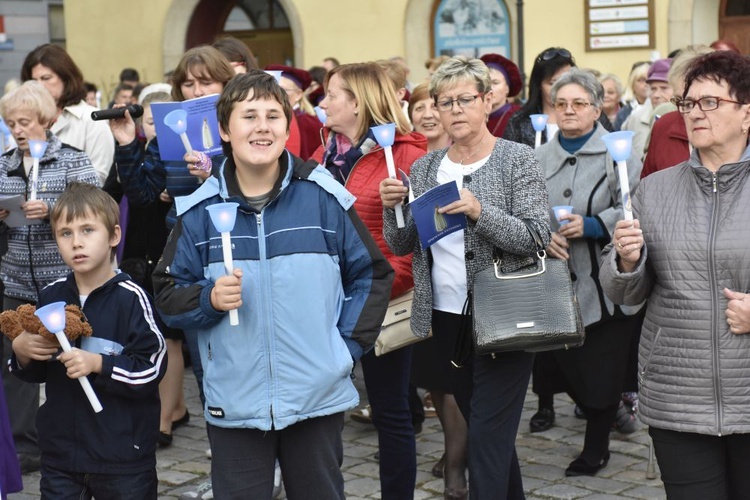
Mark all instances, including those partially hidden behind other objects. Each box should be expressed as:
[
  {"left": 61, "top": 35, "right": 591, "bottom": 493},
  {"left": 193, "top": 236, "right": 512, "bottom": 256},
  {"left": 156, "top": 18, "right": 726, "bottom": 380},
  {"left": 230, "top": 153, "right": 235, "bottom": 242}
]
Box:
[
  {"left": 708, "top": 171, "right": 723, "bottom": 435},
  {"left": 256, "top": 211, "right": 275, "bottom": 425}
]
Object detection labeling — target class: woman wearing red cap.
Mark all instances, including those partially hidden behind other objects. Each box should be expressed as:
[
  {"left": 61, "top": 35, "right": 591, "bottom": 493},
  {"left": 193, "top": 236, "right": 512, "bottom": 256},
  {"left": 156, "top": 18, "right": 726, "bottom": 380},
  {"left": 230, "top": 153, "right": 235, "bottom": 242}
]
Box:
[{"left": 479, "top": 53, "right": 522, "bottom": 138}]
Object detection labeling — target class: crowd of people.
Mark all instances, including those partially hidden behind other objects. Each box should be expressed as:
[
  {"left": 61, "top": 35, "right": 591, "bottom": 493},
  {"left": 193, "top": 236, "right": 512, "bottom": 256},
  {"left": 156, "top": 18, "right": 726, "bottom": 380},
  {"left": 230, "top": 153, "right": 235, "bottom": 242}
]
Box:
[{"left": 0, "top": 34, "right": 748, "bottom": 500}]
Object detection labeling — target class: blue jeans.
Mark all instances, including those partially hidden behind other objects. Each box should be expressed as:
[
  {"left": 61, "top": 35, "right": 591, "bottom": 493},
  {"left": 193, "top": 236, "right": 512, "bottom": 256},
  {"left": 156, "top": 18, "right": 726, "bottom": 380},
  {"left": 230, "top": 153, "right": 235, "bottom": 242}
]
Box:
[
  {"left": 40, "top": 464, "right": 157, "bottom": 500},
  {"left": 361, "top": 346, "right": 416, "bottom": 499}
]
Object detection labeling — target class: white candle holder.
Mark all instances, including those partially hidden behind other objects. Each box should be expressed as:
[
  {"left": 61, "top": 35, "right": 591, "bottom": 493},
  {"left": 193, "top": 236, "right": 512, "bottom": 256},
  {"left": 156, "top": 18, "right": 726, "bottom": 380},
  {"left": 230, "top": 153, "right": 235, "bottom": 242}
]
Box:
[
  {"left": 206, "top": 202, "right": 240, "bottom": 326},
  {"left": 371, "top": 123, "right": 405, "bottom": 228},
  {"left": 602, "top": 131, "right": 635, "bottom": 221},
  {"left": 35, "top": 302, "right": 103, "bottom": 413},
  {"left": 530, "top": 114, "right": 549, "bottom": 149},
  {"left": 28, "top": 140, "right": 48, "bottom": 201}
]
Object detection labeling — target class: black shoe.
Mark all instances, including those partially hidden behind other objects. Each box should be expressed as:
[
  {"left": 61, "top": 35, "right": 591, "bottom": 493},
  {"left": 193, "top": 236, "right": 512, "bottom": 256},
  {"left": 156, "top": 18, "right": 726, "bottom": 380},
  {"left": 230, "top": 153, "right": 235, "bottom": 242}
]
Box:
[
  {"left": 529, "top": 408, "right": 555, "bottom": 433},
  {"left": 171, "top": 410, "right": 190, "bottom": 431},
  {"left": 574, "top": 404, "right": 587, "bottom": 420},
  {"left": 158, "top": 431, "right": 173, "bottom": 447},
  {"left": 565, "top": 451, "right": 610, "bottom": 477},
  {"left": 18, "top": 454, "right": 40, "bottom": 474},
  {"left": 413, "top": 421, "right": 423, "bottom": 435}
]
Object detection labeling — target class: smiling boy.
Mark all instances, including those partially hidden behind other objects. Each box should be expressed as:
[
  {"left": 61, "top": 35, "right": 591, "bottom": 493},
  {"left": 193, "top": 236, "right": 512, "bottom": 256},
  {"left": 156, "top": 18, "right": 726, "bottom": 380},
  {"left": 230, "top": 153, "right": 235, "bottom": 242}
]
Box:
[
  {"left": 153, "top": 71, "right": 393, "bottom": 498},
  {"left": 10, "top": 183, "right": 166, "bottom": 499}
]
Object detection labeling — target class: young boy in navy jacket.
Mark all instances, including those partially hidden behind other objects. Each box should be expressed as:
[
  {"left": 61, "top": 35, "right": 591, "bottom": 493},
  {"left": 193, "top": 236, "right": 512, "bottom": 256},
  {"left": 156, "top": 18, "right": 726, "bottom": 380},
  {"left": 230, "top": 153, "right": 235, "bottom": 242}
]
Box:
[
  {"left": 153, "top": 71, "right": 393, "bottom": 499},
  {"left": 10, "top": 183, "right": 166, "bottom": 499}
]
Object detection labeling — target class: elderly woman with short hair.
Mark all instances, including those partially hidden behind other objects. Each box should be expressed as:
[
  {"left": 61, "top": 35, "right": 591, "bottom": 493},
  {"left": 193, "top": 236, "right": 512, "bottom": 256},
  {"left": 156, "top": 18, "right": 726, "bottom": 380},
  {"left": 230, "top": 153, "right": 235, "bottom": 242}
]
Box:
[
  {"left": 381, "top": 55, "right": 550, "bottom": 499},
  {"left": 602, "top": 50, "right": 750, "bottom": 499},
  {"left": 536, "top": 68, "right": 643, "bottom": 477}
]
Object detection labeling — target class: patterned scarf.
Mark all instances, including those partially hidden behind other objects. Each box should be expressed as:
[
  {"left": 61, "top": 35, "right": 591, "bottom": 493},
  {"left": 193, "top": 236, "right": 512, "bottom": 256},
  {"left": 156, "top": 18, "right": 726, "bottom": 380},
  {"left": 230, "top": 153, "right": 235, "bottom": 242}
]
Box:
[{"left": 322, "top": 129, "right": 378, "bottom": 185}]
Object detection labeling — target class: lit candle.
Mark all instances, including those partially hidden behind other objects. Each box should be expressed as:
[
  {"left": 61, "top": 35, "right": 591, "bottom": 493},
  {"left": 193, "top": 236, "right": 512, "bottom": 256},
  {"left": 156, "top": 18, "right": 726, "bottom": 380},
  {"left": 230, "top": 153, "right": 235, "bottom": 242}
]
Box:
[
  {"left": 206, "top": 202, "right": 241, "bottom": 326},
  {"left": 35, "top": 302, "right": 103, "bottom": 413},
  {"left": 371, "top": 123, "right": 405, "bottom": 228},
  {"left": 602, "top": 131, "right": 635, "bottom": 221},
  {"left": 529, "top": 114, "right": 549, "bottom": 149},
  {"left": 28, "top": 140, "right": 48, "bottom": 201}
]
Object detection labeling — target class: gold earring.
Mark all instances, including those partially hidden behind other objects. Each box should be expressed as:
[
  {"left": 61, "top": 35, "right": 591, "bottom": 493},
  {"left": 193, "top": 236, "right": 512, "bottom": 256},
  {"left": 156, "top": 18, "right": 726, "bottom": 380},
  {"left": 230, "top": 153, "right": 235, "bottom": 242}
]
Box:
[{"left": 354, "top": 110, "right": 359, "bottom": 116}]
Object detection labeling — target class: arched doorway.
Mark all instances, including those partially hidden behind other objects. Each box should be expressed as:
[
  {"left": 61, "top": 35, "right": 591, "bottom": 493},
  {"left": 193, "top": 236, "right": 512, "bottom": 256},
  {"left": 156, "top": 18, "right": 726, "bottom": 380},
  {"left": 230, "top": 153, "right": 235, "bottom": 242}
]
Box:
[
  {"left": 162, "top": 0, "right": 300, "bottom": 74},
  {"left": 719, "top": 0, "right": 750, "bottom": 53}
]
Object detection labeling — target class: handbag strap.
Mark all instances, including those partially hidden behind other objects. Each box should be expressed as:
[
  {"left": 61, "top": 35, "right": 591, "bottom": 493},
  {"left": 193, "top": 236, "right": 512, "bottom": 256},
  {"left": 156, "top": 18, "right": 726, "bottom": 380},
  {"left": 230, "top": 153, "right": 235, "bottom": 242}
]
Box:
[{"left": 491, "top": 220, "right": 546, "bottom": 262}]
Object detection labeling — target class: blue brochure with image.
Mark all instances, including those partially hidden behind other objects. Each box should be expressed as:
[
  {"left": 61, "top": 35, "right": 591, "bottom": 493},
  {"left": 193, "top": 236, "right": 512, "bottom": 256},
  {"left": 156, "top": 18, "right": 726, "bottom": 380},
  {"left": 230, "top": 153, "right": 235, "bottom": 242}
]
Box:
[
  {"left": 410, "top": 180, "right": 467, "bottom": 249},
  {"left": 151, "top": 94, "right": 222, "bottom": 161}
]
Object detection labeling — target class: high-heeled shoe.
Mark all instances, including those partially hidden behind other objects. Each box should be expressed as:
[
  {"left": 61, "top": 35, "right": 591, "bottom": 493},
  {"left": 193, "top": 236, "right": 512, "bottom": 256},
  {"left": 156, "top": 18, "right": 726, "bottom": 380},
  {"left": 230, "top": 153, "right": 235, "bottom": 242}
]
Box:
[
  {"left": 432, "top": 453, "right": 446, "bottom": 478},
  {"left": 565, "top": 451, "right": 610, "bottom": 477},
  {"left": 443, "top": 487, "right": 468, "bottom": 500}
]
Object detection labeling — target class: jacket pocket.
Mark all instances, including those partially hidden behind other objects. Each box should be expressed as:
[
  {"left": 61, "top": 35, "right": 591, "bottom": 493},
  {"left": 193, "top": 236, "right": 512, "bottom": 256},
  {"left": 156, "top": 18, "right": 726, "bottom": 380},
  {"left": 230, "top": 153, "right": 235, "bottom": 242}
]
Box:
[{"left": 639, "top": 326, "right": 662, "bottom": 385}]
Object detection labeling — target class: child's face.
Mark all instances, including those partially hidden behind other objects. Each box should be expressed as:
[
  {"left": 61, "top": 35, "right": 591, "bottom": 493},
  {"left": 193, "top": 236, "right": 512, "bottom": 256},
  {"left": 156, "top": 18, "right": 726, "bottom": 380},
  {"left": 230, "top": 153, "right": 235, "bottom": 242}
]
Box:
[
  {"left": 219, "top": 91, "right": 289, "bottom": 171},
  {"left": 142, "top": 105, "right": 156, "bottom": 143},
  {"left": 54, "top": 210, "right": 120, "bottom": 278}
]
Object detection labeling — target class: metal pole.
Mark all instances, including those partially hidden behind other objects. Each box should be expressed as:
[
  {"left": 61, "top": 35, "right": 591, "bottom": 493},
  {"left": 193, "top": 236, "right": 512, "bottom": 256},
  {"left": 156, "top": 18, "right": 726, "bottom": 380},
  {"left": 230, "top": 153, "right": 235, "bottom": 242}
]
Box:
[{"left": 516, "top": 0, "right": 526, "bottom": 100}]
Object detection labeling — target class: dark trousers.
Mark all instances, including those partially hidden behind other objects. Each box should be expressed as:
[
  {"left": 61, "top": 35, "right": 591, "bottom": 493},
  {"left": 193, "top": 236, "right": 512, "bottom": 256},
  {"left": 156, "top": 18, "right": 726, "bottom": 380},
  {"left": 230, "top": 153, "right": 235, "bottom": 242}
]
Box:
[
  {"left": 1, "top": 296, "right": 39, "bottom": 458},
  {"left": 208, "top": 413, "right": 345, "bottom": 500},
  {"left": 650, "top": 427, "right": 750, "bottom": 500},
  {"left": 40, "top": 464, "right": 157, "bottom": 500},
  {"left": 361, "top": 346, "right": 417, "bottom": 499},
  {"left": 454, "top": 351, "right": 534, "bottom": 500}
]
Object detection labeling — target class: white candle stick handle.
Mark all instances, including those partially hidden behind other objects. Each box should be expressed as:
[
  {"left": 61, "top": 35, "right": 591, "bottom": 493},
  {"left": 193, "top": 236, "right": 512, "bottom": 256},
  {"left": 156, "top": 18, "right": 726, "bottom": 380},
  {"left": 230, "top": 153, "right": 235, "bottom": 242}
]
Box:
[
  {"left": 30, "top": 158, "right": 39, "bottom": 201},
  {"left": 179, "top": 133, "right": 194, "bottom": 156},
  {"left": 534, "top": 131, "right": 542, "bottom": 149},
  {"left": 383, "top": 146, "right": 405, "bottom": 228},
  {"left": 616, "top": 160, "right": 633, "bottom": 221},
  {"left": 221, "top": 231, "right": 239, "bottom": 326},
  {"left": 53, "top": 331, "right": 103, "bottom": 413}
]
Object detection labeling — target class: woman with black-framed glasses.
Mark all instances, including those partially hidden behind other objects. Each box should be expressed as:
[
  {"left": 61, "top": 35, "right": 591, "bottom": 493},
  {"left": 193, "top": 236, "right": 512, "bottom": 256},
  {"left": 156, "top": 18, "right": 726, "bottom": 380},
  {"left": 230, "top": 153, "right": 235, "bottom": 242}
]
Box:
[
  {"left": 535, "top": 67, "right": 644, "bottom": 477},
  {"left": 380, "top": 55, "right": 550, "bottom": 499},
  {"left": 602, "top": 50, "right": 750, "bottom": 500}
]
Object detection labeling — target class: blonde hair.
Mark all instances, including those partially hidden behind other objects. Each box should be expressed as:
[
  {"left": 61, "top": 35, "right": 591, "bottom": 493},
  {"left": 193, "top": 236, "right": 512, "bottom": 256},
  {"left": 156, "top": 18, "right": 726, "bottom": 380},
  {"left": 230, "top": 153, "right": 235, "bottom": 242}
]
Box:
[
  {"left": 0, "top": 80, "right": 57, "bottom": 126},
  {"left": 429, "top": 55, "right": 491, "bottom": 99},
  {"left": 668, "top": 45, "right": 714, "bottom": 95},
  {"left": 598, "top": 73, "right": 624, "bottom": 98},
  {"left": 623, "top": 62, "right": 649, "bottom": 103},
  {"left": 324, "top": 62, "right": 411, "bottom": 143}
]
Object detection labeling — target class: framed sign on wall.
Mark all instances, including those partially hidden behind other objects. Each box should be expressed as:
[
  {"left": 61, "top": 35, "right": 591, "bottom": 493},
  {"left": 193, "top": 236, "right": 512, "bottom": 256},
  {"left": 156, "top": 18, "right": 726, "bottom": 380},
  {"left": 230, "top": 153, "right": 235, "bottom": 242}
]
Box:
[
  {"left": 585, "top": 0, "right": 655, "bottom": 51},
  {"left": 432, "top": 0, "right": 511, "bottom": 58}
]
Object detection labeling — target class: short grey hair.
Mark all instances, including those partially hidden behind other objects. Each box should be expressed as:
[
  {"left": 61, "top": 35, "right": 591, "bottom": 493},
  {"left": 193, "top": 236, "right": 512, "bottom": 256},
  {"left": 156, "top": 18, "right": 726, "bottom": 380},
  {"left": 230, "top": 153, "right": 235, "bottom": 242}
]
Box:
[
  {"left": 598, "top": 73, "right": 624, "bottom": 98},
  {"left": 551, "top": 68, "right": 604, "bottom": 108},
  {"left": 428, "top": 55, "right": 491, "bottom": 99}
]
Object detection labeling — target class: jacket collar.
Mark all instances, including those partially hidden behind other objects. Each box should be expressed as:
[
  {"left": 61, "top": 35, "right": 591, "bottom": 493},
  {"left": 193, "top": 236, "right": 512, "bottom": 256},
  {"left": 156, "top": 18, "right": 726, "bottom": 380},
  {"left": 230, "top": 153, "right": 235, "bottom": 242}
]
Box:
[{"left": 687, "top": 143, "right": 750, "bottom": 193}]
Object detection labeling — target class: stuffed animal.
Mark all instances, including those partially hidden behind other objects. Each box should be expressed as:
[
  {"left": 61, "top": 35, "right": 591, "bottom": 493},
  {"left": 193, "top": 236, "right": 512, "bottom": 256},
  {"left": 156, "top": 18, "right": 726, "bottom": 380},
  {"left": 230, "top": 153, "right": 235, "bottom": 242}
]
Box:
[{"left": 0, "top": 304, "right": 92, "bottom": 344}]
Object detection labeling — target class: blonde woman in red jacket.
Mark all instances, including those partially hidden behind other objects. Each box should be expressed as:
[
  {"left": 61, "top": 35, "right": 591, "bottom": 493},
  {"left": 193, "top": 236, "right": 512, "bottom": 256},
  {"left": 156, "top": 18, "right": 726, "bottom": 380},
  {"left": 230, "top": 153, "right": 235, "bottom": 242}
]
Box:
[{"left": 312, "top": 61, "right": 426, "bottom": 499}]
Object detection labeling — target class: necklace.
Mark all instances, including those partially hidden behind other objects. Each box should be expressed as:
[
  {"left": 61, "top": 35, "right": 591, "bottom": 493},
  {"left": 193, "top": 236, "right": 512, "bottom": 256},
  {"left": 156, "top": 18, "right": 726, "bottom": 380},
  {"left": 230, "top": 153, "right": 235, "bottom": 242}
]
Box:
[{"left": 452, "top": 135, "right": 490, "bottom": 165}]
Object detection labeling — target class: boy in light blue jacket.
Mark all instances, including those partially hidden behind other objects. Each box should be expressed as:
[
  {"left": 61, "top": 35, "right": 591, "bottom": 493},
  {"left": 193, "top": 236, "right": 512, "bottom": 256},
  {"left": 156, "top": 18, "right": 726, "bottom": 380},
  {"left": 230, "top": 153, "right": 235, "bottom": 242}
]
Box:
[{"left": 153, "top": 71, "right": 393, "bottom": 499}]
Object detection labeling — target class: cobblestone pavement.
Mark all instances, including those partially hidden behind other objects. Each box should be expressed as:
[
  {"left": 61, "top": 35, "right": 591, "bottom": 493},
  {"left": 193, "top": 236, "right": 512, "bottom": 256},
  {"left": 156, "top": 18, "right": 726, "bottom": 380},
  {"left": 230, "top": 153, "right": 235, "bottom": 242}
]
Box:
[{"left": 10, "top": 366, "right": 666, "bottom": 499}]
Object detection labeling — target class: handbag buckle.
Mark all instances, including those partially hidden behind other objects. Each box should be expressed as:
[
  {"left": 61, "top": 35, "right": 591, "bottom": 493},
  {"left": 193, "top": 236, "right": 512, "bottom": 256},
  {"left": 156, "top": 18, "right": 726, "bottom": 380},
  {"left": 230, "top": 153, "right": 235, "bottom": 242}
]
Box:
[{"left": 494, "top": 252, "right": 547, "bottom": 280}]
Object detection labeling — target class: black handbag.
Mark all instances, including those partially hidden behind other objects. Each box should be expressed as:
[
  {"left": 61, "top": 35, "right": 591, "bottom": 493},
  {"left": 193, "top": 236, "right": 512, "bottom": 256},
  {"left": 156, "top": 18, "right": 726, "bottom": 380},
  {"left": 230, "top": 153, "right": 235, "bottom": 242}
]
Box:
[{"left": 470, "top": 221, "right": 585, "bottom": 355}]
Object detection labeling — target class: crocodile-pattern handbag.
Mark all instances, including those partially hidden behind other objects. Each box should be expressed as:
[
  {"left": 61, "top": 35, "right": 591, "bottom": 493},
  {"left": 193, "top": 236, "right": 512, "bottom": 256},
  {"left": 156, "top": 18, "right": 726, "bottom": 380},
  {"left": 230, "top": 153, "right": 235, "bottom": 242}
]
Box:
[{"left": 471, "top": 221, "right": 585, "bottom": 355}]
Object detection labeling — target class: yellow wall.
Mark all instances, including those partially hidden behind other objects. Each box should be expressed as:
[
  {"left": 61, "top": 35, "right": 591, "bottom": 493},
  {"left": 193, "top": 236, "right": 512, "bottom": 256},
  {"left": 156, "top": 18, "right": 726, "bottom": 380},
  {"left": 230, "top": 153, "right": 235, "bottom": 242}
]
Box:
[
  {"left": 521, "top": 0, "right": 671, "bottom": 86},
  {"left": 64, "top": 0, "right": 675, "bottom": 97},
  {"left": 64, "top": 0, "right": 173, "bottom": 97}
]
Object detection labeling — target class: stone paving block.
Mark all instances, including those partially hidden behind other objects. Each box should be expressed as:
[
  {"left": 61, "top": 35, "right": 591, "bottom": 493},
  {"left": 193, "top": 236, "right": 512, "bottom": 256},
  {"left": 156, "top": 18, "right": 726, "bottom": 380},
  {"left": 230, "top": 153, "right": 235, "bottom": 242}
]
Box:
[
  {"left": 344, "top": 476, "right": 382, "bottom": 497},
  {"left": 585, "top": 494, "right": 632, "bottom": 500},
  {"left": 564, "top": 475, "right": 631, "bottom": 495},
  {"left": 522, "top": 463, "right": 567, "bottom": 481},
  {"left": 533, "top": 483, "right": 596, "bottom": 498},
  {"left": 621, "top": 484, "right": 667, "bottom": 499},
  {"left": 522, "top": 475, "right": 553, "bottom": 492},
  {"left": 346, "top": 460, "right": 381, "bottom": 477},
  {"left": 158, "top": 469, "right": 200, "bottom": 486},
  {"left": 171, "top": 460, "right": 211, "bottom": 476}
]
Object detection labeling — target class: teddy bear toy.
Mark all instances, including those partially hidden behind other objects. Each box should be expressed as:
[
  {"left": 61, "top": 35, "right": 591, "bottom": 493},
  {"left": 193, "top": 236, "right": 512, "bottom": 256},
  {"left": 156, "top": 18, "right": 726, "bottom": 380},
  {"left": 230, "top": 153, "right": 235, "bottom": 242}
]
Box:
[{"left": 0, "top": 303, "right": 93, "bottom": 344}]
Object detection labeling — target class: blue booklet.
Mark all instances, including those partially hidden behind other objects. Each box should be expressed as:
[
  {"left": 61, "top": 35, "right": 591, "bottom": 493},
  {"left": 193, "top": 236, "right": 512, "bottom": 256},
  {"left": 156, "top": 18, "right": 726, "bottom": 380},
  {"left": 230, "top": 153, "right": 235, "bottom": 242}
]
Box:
[
  {"left": 410, "top": 180, "right": 467, "bottom": 248},
  {"left": 151, "top": 94, "right": 222, "bottom": 161}
]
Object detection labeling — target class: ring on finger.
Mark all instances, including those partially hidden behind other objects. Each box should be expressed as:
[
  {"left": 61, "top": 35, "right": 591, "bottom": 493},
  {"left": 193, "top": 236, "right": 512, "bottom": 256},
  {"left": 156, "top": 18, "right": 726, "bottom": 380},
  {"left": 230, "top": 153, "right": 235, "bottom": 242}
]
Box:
[{"left": 617, "top": 241, "right": 623, "bottom": 249}]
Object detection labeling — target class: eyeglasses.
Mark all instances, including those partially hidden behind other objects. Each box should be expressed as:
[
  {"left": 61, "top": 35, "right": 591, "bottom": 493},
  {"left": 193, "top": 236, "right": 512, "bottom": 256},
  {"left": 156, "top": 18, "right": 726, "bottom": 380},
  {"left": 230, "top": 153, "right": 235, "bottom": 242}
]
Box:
[
  {"left": 435, "top": 94, "right": 484, "bottom": 112},
  {"left": 553, "top": 100, "right": 594, "bottom": 112},
  {"left": 673, "top": 96, "right": 746, "bottom": 114},
  {"left": 537, "top": 48, "right": 572, "bottom": 63}
]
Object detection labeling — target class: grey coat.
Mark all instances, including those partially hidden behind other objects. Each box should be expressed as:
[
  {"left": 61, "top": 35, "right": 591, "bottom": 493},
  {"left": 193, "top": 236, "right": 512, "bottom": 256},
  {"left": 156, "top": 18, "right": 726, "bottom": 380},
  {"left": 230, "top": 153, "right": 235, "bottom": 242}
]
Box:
[
  {"left": 535, "top": 124, "right": 642, "bottom": 327},
  {"left": 600, "top": 146, "right": 750, "bottom": 435},
  {"left": 383, "top": 138, "right": 551, "bottom": 338}
]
